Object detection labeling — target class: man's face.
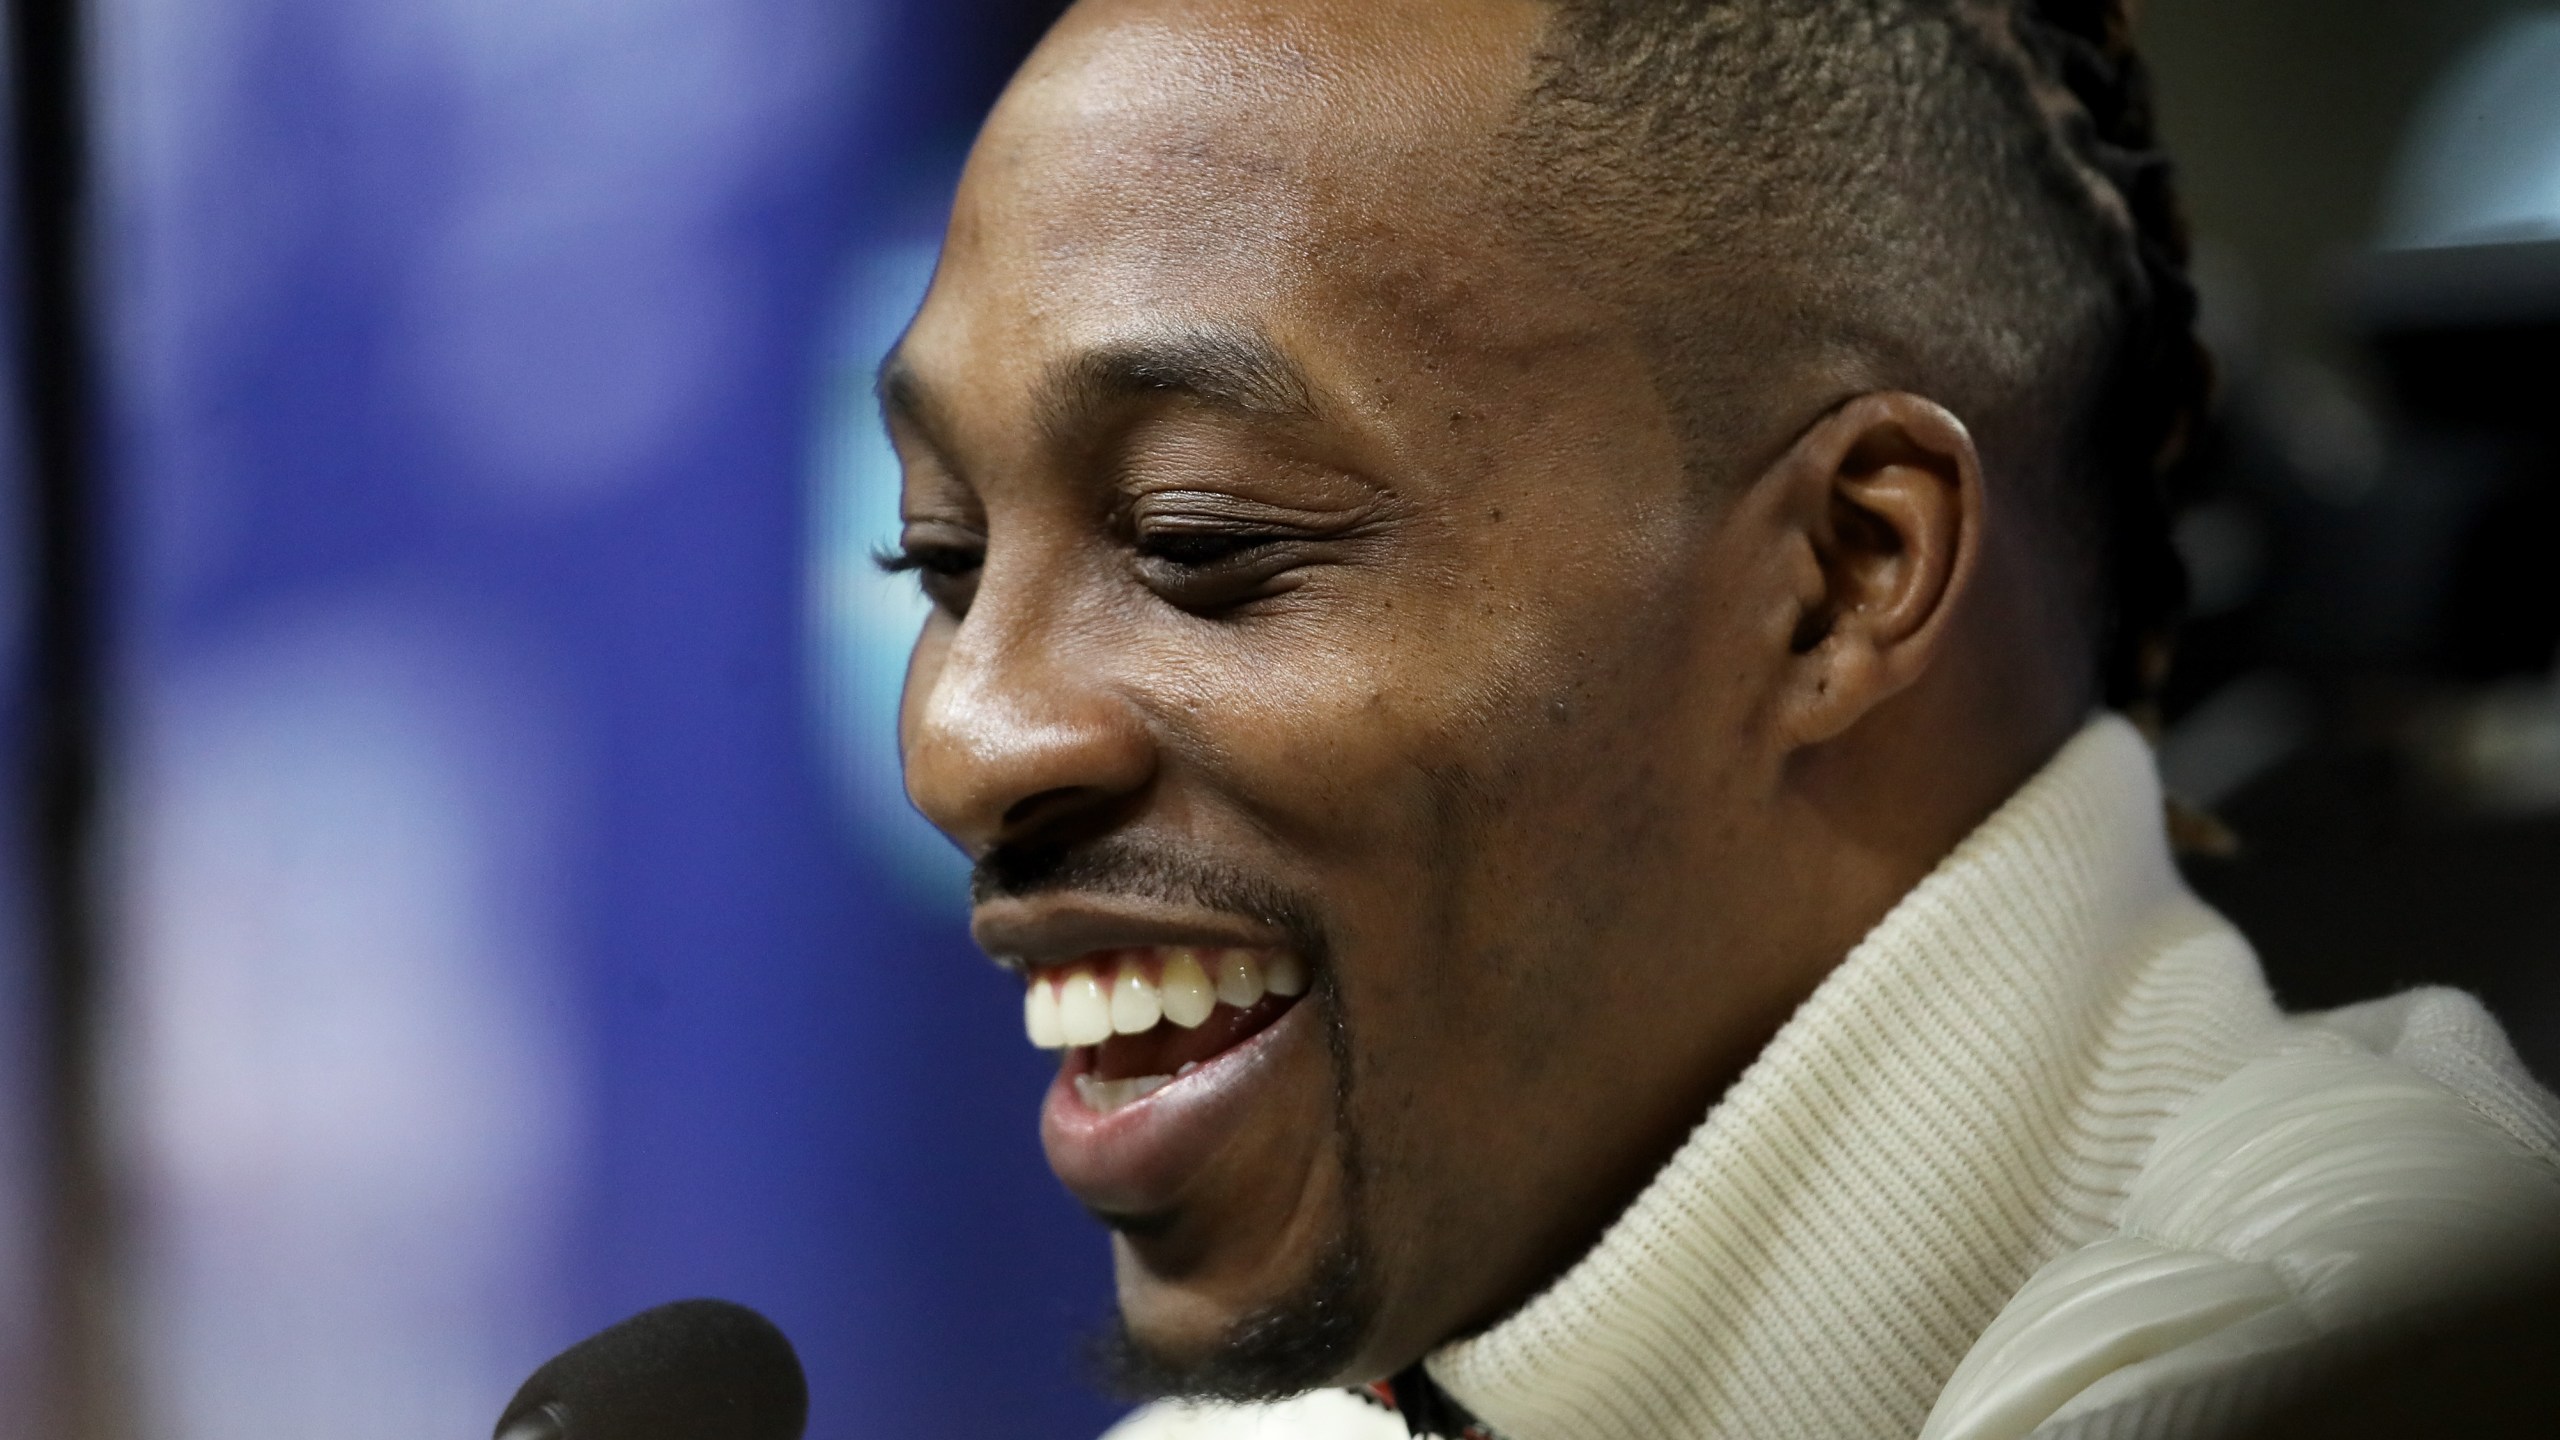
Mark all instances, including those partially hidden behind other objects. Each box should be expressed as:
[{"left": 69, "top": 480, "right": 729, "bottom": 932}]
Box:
[{"left": 891, "top": 0, "right": 1824, "bottom": 1392}]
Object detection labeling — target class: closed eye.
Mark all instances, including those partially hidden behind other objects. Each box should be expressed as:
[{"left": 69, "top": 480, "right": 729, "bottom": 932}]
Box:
[
  {"left": 873, "top": 539, "right": 983, "bottom": 614},
  {"left": 872, "top": 542, "right": 980, "bottom": 577},
  {"left": 1128, "top": 521, "right": 1336, "bottom": 612},
  {"left": 1136, "top": 530, "right": 1281, "bottom": 568}
]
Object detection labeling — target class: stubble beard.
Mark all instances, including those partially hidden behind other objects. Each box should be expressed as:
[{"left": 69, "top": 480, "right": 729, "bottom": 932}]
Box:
[
  {"left": 1093, "top": 977, "right": 1378, "bottom": 1404},
  {"left": 1093, "top": 1222, "right": 1376, "bottom": 1404}
]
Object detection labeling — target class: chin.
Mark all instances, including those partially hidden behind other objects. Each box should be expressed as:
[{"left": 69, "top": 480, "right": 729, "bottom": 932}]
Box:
[{"left": 1098, "top": 1227, "right": 1379, "bottom": 1404}]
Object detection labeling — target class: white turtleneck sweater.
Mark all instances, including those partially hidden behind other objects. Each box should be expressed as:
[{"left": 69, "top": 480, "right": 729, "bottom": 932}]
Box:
[{"left": 1107, "top": 716, "right": 2560, "bottom": 1440}]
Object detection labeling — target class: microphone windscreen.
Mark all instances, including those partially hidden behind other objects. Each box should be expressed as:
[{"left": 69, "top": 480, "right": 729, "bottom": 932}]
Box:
[{"left": 494, "top": 1299, "right": 807, "bottom": 1440}]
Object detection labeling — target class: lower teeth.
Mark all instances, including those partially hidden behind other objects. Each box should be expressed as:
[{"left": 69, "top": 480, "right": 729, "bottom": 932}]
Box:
[{"left": 1075, "top": 1073, "right": 1173, "bottom": 1112}]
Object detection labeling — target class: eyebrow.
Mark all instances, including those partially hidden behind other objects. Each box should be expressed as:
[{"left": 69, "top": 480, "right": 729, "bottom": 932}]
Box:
[
  {"left": 875, "top": 322, "right": 1319, "bottom": 455},
  {"left": 1042, "top": 325, "right": 1318, "bottom": 435}
]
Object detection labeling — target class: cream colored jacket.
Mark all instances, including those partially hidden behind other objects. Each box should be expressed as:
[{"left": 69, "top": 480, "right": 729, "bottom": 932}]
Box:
[{"left": 1107, "top": 716, "right": 2560, "bottom": 1440}]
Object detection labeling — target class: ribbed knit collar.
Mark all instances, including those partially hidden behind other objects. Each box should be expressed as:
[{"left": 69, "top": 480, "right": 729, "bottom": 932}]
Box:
[{"left": 1424, "top": 715, "right": 2275, "bottom": 1440}]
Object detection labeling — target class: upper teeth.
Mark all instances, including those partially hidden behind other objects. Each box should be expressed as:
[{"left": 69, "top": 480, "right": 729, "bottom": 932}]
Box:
[{"left": 1021, "top": 946, "right": 1306, "bottom": 1050}]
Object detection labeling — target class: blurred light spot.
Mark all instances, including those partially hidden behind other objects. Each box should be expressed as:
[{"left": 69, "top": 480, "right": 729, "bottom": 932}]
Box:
[
  {"left": 2419, "top": 678, "right": 2560, "bottom": 816},
  {"left": 2174, "top": 499, "right": 2268, "bottom": 620},
  {"left": 2162, "top": 672, "right": 2314, "bottom": 809},
  {"left": 2189, "top": 237, "right": 2264, "bottom": 386},
  {"left": 2382, "top": 15, "right": 2560, "bottom": 249},
  {"left": 367, "top": 0, "right": 868, "bottom": 504},
  {"left": 96, "top": 0, "right": 331, "bottom": 595},
  {"left": 2266, "top": 359, "right": 2386, "bottom": 505},
  {"left": 109, "top": 606, "right": 582, "bottom": 1440},
  {"left": 809, "top": 240, "right": 968, "bottom": 904},
  {"left": 409, "top": 227, "right": 742, "bottom": 505}
]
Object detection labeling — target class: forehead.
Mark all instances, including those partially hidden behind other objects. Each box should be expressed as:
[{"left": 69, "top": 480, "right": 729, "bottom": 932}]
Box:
[
  {"left": 899, "top": 0, "right": 1563, "bottom": 440},
  {"left": 973, "top": 0, "right": 1546, "bottom": 220}
]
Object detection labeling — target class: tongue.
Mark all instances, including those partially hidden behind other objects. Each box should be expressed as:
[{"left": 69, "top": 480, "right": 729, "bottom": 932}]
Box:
[{"left": 1089, "top": 993, "right": 1299, "bottom": 1080}]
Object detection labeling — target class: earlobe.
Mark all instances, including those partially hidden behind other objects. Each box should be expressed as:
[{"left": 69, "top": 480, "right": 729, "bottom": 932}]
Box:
[{"left": 1772, "top": 393, "right": 1982, "bottom": 747}]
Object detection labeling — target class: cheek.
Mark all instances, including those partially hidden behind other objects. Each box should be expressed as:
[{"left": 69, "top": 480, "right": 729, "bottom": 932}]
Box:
[
  {"left": 1307, "top": 612, "right": 1732, "bottom": 1052},
  {"left": 1154, "top": 556, "right": 1714, "bottom": 926},
  {"left": 1168, "top": 633, "right": 1510, "bottom": 856}
]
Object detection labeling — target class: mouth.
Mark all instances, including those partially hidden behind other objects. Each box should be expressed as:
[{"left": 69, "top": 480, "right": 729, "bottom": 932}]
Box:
[
  {"left": 1024, "top": 946, "right": 1308, "bottom": 1111},
  {"left": 1026, "top": 944, "right": 1321, "bottom": 1217}
]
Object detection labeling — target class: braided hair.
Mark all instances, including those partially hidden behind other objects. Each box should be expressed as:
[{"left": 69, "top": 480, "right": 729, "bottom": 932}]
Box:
[
  {"left": 1513, "top": 0, "right": 2215, "bottom": 721},
  {"left": 2005, "top": 0, "right": 2213, "bottom": 719}
]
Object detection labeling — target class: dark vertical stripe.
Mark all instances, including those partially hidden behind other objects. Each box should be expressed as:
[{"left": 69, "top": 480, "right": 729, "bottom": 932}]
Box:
[{"left": 7, "top": 0, "right": 123, "bottom": 1433}]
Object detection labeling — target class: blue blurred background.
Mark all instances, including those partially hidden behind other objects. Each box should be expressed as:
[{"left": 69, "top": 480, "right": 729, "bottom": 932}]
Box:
[
  {"left": 66, "top": 1, "right": 1115, "bottom": 1436},
  {"left": 2, "top": 2, "right": 2560, "bottom": 1439}
]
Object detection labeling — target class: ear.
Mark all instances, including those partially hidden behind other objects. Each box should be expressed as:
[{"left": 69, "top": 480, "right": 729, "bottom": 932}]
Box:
[{"left": 1760, "top": 392, "right": 1983, "bottom": 748}]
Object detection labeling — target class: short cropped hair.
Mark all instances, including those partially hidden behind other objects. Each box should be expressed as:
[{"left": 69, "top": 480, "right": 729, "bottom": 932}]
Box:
[{"left": 1511, "top": 0, "right": 2208, "bottom": 712}]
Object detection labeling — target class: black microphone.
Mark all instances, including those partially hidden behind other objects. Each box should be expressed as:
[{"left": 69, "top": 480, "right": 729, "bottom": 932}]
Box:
[{"left": 493, "top": 1299, "right": 808, "bottom": 1440}]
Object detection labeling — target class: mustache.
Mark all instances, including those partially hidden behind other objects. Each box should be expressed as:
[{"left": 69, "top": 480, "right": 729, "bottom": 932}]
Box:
[{"left": 972, "top": 835, "right": 1331, "bottom": 963}]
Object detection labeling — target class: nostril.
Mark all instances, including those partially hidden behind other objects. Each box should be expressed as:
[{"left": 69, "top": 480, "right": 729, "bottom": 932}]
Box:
[
  {"left": 999, "top": 784, "right": 1133, "bottom": 843},
  {"left": 1002, "top": 785, "right": 1078, "bottom": 832}
]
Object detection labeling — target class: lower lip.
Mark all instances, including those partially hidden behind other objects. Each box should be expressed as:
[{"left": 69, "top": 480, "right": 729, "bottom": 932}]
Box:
[{"left": 1039, "top": 997, "right": 1314, "bottom": 1216}]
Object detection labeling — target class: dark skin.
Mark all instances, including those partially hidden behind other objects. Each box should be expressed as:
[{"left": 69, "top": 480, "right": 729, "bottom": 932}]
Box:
[{"left": 890, "top": 0, "right": 2093, "bottom": 1391}]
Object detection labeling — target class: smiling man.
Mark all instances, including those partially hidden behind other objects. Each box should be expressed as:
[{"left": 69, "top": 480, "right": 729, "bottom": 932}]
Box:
[{"left": 880, "top": 2, "right": 2560, "bottom": 1437}]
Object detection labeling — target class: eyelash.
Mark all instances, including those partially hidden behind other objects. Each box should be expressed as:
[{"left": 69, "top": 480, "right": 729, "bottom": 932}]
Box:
[
  {"left": 1135, "top": 529, "right": 1280, "bottom": 568},
  {"left": 872, "top": 522, "right": 1309, "bottom": 616},
  {"left": 871, "top": 532, "right": 1282, "bottom": 579},
  {"left": 871, "top": 542, "right": 980, "bottom": 579}
]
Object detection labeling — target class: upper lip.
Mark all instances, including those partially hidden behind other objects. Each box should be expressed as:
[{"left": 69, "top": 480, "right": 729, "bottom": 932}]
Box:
[{"left": 971, "top": 893, "right": 1292, "bottom": 974}]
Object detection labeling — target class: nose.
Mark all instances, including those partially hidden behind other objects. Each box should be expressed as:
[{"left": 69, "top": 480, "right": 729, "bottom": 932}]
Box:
[{"left": 901, "top": 593, "right": 1157, "bottom": 859}]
